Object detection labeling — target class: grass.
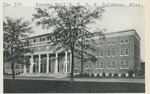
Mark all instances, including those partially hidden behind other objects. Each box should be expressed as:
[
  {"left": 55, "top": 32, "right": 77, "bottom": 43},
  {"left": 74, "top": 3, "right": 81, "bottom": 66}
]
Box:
[{"left": 4, "top": 79, "right": 145, "bottom": 93}]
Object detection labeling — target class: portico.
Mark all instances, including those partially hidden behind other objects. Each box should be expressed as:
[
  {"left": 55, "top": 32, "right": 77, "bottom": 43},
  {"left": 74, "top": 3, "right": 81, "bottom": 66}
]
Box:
[{"left": 24, "top": 51, "right": 71, "bottom": 74}]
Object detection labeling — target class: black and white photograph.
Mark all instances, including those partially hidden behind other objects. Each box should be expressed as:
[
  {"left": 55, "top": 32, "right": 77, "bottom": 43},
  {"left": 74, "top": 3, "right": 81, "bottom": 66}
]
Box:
[{"left": 2, "top": 0, "right": 146, "bottom": 93}]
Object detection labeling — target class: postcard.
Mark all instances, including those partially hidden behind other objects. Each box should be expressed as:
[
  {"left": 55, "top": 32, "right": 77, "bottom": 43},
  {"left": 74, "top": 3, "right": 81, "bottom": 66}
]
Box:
[{"left": 1, "top": 0, "right": 149, "bottom": 94}]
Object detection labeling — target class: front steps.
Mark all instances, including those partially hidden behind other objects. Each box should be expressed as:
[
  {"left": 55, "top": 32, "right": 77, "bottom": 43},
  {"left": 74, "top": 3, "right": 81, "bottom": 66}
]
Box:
[{"left": 18, "top": 73, "right": 69, "bottom": 78}]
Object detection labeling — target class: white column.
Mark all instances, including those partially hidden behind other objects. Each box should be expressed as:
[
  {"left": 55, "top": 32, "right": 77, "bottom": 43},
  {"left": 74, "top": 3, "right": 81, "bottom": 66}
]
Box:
[
  {"left": 29, "top": 55, "right": 33, "bottom": 73},
  {"left": 55, "top": 52, "right": 58, "bottom": 73},
  {"left": 46, "top": 53, "right": 49, "bottom": 73},
  {"left": 23, "top": 64, "right": 27, "bottom": 73},
  {"left": 38, "top": 54, "right": 41, "bottom": 73},
  {"left": 70, "top": 53, "right": 72, "bottom": 73},
  {"left": 65, "top": 51, "right": 68, "bottom": 73}
]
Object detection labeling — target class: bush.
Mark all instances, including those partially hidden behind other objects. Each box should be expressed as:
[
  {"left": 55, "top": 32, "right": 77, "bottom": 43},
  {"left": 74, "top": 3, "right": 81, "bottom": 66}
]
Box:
[
  {"left": 114, "top": 73, "right": 118, "bottom": 77},
  {"left": 109, "top": 73, "right": 112, "bottom": 77},
  {"left": 84, "top": 72, "right": 90, "bottom": 77},
  {"left": 91, "top": 73, "right": 95, "bottom": 77},
  {"left": 102, "top": 72, "right": 105, "bottom": 77},
  {"left": 75, "top": 73, "right": 87, "bottom": 77},
  {"left": 137, "top": 69, "right": 145, "bottom": 76},
  {"left": 128, "top": 70, "right": 134, "bottom": 77},
  {"left": 96, "top": 74, "right": 100, "bottom": 77},
  {"left": 121, "top": 73, "right": 126, "bottom": 77},
  {"left": 77, "top": 73, "right": 82, "bottom": 77}
]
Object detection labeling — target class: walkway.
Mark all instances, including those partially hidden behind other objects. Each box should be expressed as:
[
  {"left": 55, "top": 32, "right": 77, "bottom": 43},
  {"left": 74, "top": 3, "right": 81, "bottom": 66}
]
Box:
[{"left": 4, "top": 74, "right": 145, "bottom": 83}]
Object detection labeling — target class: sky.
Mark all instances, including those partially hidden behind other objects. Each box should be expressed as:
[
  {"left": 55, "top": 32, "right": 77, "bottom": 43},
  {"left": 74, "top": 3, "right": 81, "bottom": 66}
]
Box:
[{"left": 3, "top": 6, "right": 145, "bottom": 60}]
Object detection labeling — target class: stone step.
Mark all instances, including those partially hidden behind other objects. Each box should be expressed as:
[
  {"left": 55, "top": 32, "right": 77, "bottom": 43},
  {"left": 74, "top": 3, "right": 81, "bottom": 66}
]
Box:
[{"left": 18, "top": 73, "right": 69, "bottom": 78}]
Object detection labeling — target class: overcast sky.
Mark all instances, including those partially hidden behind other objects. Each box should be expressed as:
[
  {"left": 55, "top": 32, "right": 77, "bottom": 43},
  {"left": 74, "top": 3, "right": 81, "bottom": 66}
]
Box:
[{"left": 3, "top": 6, "right": 145, "bottom": 60}]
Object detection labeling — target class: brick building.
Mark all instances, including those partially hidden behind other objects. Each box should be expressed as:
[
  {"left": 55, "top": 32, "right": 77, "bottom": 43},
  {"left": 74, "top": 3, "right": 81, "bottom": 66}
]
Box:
[{"left": 4, "top": 29, "right": 141, "bottom": 76}]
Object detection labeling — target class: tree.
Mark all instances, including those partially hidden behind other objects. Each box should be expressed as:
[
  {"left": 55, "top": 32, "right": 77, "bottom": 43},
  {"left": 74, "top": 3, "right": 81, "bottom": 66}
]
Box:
[
  {"left": 3, "top": 17, "right": 33, "bottom": 80},
  {"left": 32, "top": 6, "right": 105, "bottom": 83}
]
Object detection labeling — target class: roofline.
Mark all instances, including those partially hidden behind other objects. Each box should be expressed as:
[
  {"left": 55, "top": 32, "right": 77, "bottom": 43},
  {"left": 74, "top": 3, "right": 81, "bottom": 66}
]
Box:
[
  {"left": 23, "top": 29, "right": 141, "bottom": 40},
  {"left": 22, "top": 32, "right": 52, "bottom": 40},
  {"left": 104, "top": 29, "right": 141, "bottom": 40},
  {"left": 104, "top": 29, "right": 135, "bottom": 35}
]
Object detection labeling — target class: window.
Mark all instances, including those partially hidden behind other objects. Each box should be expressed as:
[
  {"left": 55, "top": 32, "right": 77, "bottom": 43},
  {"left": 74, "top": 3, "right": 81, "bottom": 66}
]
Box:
[
  {"left": 100, "top": 41, "right": 103, "bottom": 46},
  {"left": 21, "top": 65, "right": 23, "bottom": 69},
  {"left": 120, "top": 61, "right": 124, "bottom": 69},
  {"left": 125, "top": 36, "right": 129, "bottom": 44},
  {"left": 107, "top": 50, "right": 110, "bottom": 57},
  {"left": 26, "top": 40, "right": 29, "bottom": 44},
  {"left": 107, "top": 39, "right": 110, "bottom": 45},
  {"left": 42, "top": 38, "right": 45, "bottom": 41},
  {"left": 33, "top": 39, "right": 36, "bottom": 43},
  {"left": 96, "top": 53, "right": 99, "bottom": 58},
  {"left": 85, "top": 62, "right": 91, "bottom": 69},
  {"left": 96, "top": 62, "right": 99, "bottom": 69},
  {"left": 112, "top": 38, "right": 115, "bottom": 45},
  {"left": 125, "top": 48, "right": 129, "bottom": 56},
  {"left": 135, "top": 38, "right": 137, "bottom": 45},
  {"left": 112, "top": 49, "right": 115, "bottom": 57},
  {"left": 85, "top": 62, "right": 89, "bottom": 69},
  {"left": 6, "top": 65, "right": 9, "bottom": 69},
  {"left": 120, "top": 48, "right": 123, "bottom": 56},
  {"left": 120, "top": 37, "right": 124, "bottom": 44},
  {"left": 100, "top": 62, "right": 103, "bottom": 69},
  {"left": 100, "top": 50, "right": 103, "bottom": 57},
  {"left": 112, "top": 61, "right": 116, "bottom": 69},
  {"left": 15, "top": 65, "right": 17, "bottom": 69},
  {"left": 89, "top": 62, "right": 92, "bottom": 69},
  {"left": 125, "top": 61, "right": 129, "bottom": 69},
  {"left": 107, "top": 62, "right": 111, "bottom": 69},
  {"left": 18, "top": 65, "right": 20, "bottom": 69},
  {"left": 75, "top": 63, "right": 78, "bottom": 69}
]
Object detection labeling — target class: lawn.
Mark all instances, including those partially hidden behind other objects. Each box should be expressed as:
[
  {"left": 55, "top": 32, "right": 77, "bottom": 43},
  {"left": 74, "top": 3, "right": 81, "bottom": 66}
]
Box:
[{"left": 4, "top": 79, "right": 145, "bottom": 93}]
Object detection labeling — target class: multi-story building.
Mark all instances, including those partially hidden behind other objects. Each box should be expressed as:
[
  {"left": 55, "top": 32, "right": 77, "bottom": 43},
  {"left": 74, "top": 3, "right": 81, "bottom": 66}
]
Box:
[{"left": 4, "top": 29, "right": 141, "bottom": 76}]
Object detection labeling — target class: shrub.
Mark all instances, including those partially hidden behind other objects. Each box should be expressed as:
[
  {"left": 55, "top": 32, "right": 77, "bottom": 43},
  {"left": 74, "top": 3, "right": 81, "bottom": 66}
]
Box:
[
  {"left": 137, "top": 69, "right": 144, "bottom": 76},
  {"left": 96, "top": 74, "right": 100, "bottom": 77},
  {"left": 84, "top": 72, "right": 90, "bottom": 77},
  {"left": 76, "top": 73, "right": 82, "bottom": 77},
  {"left": 102, "top": 72, "right": 106, "bottom": 77},
  {"left": 121, "top": 73, "right": 126, "bottom": 77},
  {"left": 91, "top": 73, "right": 95, "bottom": 77},
  {"left": 109, "top": 73, "right": 112, "bottom": 77},
  {"left": 114, "top": 73, "right": 118, "bottom": 77},
  {"left": 128, "top": 70, "right": 134, "bottom": 77}
]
